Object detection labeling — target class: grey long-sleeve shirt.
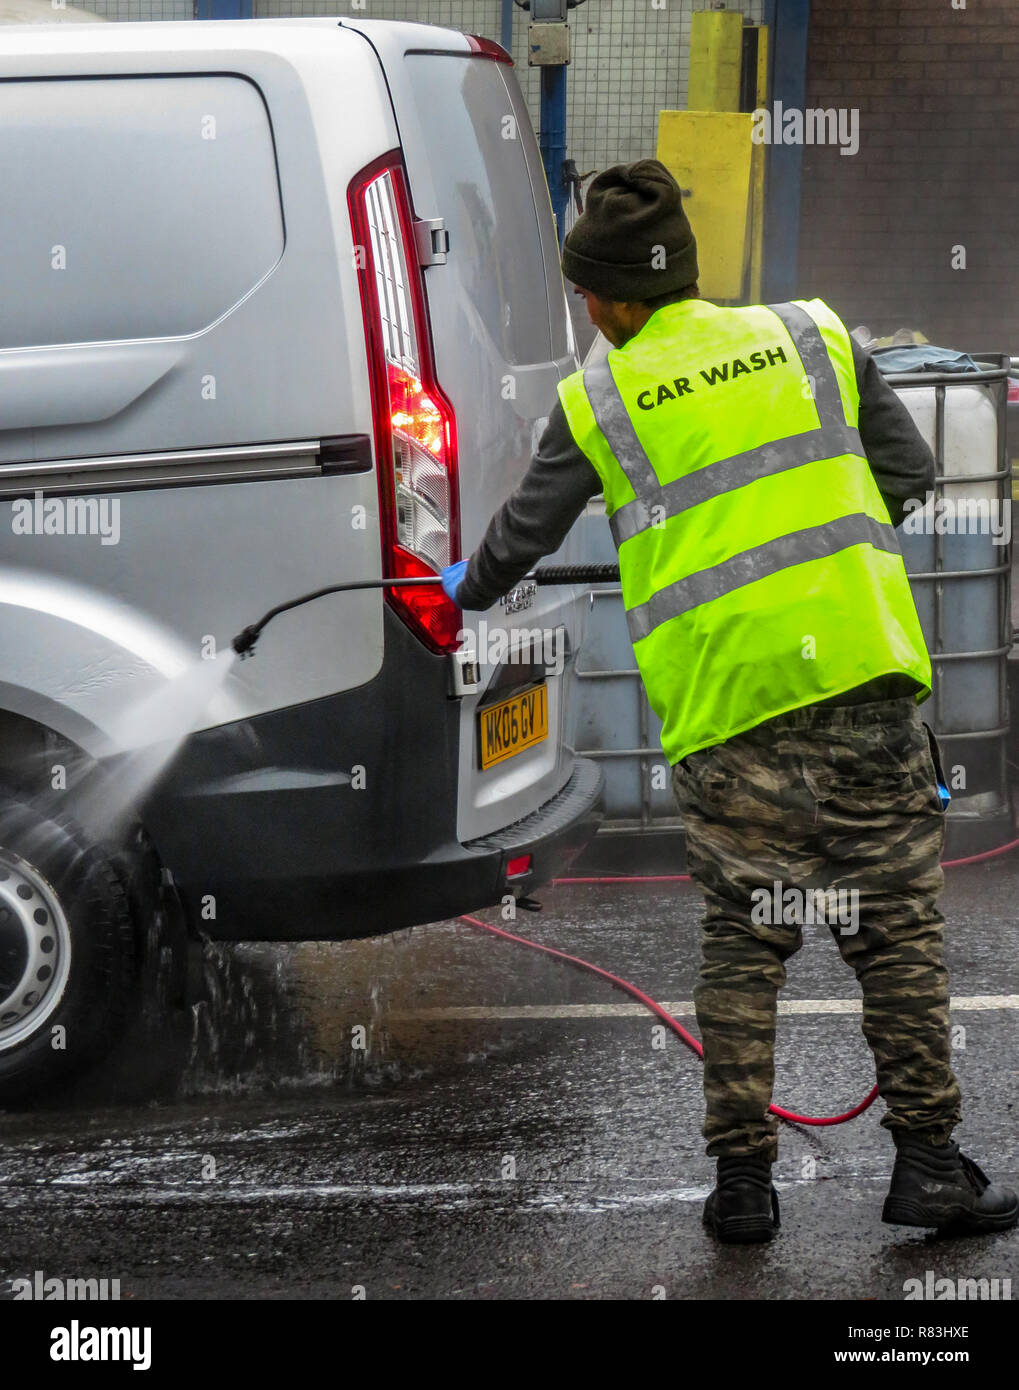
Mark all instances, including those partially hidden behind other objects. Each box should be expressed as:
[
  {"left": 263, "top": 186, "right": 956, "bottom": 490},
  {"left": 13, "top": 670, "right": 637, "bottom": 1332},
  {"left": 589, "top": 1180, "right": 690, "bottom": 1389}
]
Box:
[{"left": 456, "top": 335, "right": 935, "bottom": 612}]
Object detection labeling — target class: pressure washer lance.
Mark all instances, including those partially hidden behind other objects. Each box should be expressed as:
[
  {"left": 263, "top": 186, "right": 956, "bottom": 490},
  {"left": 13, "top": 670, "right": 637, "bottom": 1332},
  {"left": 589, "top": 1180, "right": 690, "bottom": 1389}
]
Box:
[{"left": 231, "top": 563, "right": 622, "bottom": 658}]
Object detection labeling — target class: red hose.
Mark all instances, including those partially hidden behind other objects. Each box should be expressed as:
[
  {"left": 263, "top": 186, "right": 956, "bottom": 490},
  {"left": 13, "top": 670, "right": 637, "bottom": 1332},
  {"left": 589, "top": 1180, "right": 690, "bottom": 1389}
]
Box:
[
  {"left": 459, "top": 832, "right": 1019, "bottom": 1129},
  {"left": 942, "top": 835, "right": 1019, "bottom": 867},
  {"left": 458, "top": 913, "right": 878, "bottom": 1127},
  {"left": 553, "top": 873, "right": 692, "bottom": 884},
  {"left": 552, "top": 832, "right": 1019, "bottom": 886}
]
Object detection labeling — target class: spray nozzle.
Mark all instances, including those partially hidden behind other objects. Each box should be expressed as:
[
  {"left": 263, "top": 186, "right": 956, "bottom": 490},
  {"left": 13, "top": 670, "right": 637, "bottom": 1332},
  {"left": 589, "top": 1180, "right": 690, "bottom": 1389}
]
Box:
[{"left": 232, "top": 625, "right": 263, "bottom": 659}]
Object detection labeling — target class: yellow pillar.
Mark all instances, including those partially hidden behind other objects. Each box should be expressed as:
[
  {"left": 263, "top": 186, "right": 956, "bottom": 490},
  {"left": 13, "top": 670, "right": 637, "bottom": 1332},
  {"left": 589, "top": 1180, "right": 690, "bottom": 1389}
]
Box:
[
  {"left": 748, "top": 25, "right": 769, "bottom": 304},
  {"left": 687, "top": 9, "right": 745, "bottom": 114},
  {"left": 657, "top": 110, "right": 754, "bottom": 301},
  {"left": 659, "top": 15, "right": 770, "bottom": 304}
]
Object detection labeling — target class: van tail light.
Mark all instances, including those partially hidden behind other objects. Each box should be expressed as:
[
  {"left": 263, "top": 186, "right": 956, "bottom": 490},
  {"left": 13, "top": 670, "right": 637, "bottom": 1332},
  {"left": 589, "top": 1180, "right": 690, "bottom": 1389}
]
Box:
[
  {"left": 348, "top": 155, "right": 462, "bottom": 653},
  {"left": 465, "top": 35, "right": 514, "bottom": 64}
]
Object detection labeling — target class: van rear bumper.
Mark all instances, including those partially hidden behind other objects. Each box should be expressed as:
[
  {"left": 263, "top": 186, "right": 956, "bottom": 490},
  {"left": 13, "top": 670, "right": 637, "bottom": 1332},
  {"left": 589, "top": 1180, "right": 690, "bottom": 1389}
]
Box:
[
  {"left": 172, "top": 755, "right": 601, "bottom": 943},
  {"left": 462, "top": 755, "right": 602, "bottom": 884},
  {"left": 141, "top": 607, "right": 602, "bottom": 942}
]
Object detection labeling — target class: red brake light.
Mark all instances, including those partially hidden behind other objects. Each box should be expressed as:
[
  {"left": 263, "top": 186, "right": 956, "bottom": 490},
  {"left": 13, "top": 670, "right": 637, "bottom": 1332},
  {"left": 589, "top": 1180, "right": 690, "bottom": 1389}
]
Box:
[
  {"left": 506, "top": 854, "right": 532, "bottom": 878},
  {"left": 388, "top": 365, "right": 452, "bottom": 464},
  {"left": 348, "top": 155, "right": 462, "bottom": 654},
  {"left": 389, "top": 546, "right": 464, "bottom": 653},
  {"left": 465, "top": 34, "right": 514, "bottom": 65}
]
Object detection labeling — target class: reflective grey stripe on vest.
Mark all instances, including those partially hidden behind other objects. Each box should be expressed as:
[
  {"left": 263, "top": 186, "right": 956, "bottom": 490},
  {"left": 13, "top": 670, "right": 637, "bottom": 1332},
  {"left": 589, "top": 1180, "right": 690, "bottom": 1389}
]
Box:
[
  {"left": 583, "top": 302, "right": 864, "bottom": 547},
  {"left": 767, "top": 300, "right": 849, "bottom": 425},
  {"left": 581, "top": 358, "right": 661, "bottom": 504},
  {"left": 609, "top": 419, "right": 864, "bottom": 546},
  {"left": 626, "top": 513, "right": 902, "bottom": 644}
]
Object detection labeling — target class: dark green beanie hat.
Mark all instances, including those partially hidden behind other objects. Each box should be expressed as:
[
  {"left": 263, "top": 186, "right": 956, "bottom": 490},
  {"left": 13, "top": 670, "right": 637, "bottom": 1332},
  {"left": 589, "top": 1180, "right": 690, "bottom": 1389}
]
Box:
[{"left": 561, "top": 158, "right": 698, "bottom": 302}]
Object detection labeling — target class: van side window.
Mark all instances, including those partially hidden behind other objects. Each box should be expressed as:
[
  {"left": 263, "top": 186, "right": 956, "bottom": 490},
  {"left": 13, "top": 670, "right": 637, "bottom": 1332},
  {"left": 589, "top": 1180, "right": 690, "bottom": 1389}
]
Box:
[{"left": 0, "top": 75, "right": 283, "bottom": 349}]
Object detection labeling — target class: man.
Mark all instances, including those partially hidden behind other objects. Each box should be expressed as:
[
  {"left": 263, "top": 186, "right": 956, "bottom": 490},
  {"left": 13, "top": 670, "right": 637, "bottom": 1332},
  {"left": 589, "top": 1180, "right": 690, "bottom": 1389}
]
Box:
[{"left": 441, "top": 159, "right": 1017, "bottom": 1243}]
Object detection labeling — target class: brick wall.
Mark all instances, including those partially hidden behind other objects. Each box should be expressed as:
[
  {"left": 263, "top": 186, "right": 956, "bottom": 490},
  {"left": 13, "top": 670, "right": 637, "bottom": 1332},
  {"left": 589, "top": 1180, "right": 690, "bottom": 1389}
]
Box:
[{"left": 799, "top": 0, "right": 1019, "bottom": 356}]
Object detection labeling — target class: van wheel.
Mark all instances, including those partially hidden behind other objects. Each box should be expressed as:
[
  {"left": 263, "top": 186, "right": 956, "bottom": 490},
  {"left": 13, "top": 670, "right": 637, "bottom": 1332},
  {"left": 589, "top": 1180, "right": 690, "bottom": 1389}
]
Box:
[{"left": 0, "top": 793, "right": 136, "bottom": 1105}]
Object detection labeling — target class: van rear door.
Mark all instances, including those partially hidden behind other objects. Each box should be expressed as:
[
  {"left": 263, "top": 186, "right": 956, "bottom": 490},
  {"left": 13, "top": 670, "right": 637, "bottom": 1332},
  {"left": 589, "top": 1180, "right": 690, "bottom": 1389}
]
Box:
[{"left": 344, "top": 20, "right": 585, "bottom": 842}]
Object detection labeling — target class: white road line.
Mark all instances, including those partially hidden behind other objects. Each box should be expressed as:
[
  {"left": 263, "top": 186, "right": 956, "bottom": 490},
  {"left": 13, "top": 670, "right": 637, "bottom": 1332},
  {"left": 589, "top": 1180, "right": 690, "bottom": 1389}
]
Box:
[
  {"left": 15, "top": 1182, "right": 721, "bottom": 1209},
  {"left": 391, "top": 995, "right": 1019, "bottom": 1022}
]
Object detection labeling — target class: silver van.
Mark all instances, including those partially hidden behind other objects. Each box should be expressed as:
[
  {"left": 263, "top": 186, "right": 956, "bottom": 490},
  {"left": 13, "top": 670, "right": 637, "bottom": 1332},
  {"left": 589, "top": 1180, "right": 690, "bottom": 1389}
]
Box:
[{"left": 0, "top": 17, "right": 602, "bottom": 1099}]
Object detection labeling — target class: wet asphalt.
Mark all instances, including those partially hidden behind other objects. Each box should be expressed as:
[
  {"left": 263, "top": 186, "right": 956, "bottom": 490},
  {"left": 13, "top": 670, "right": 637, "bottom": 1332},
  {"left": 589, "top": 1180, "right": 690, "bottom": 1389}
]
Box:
[{"left": 0, "top": 857, "right": 1017, "bottom": 1302}]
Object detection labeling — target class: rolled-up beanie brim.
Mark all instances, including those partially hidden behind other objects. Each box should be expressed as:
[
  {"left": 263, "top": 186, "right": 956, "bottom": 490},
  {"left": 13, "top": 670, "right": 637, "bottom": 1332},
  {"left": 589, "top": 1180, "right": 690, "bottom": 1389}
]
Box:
[{"left": 562, "top": 158, "right": 698, "bottom": 301}]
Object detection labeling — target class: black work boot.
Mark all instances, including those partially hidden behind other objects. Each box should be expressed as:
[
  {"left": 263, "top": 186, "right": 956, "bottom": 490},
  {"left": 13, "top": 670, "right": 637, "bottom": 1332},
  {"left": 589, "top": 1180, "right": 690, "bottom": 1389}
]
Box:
[
  {"left": 883, "top": 1136, "right": 1019, "bottom": 1235},
  {"left": 703, "top": 1155, "right": 780, "bottom": 1244}
]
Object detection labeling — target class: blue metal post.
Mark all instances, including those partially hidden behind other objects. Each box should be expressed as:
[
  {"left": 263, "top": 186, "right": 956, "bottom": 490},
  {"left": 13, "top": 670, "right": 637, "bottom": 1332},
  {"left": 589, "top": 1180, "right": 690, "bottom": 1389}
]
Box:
[
  {"left": 540, "top": 64, "right": 568, "bottom": 248},
  {"left": 195, "top": 0, "right": 252, "bottom": 17},
  {"left": 761, "top": 0, "right": 809, "bottom": 302},
  {"left": 500, "top": 0, "right": 514, "bottom": 55}
]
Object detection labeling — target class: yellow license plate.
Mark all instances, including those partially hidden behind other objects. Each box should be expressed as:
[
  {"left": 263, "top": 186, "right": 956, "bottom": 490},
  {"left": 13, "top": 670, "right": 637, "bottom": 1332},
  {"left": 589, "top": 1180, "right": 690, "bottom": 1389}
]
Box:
[{"left": 478, "top": 683, "right": 549, "bottom": 770}]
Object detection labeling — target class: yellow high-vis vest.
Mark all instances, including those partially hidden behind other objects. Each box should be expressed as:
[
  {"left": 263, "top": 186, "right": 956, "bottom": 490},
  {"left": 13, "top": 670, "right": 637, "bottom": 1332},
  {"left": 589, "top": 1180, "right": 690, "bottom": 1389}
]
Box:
[{"left": 557, "top": 298, "right": 932, "bottom": 763}]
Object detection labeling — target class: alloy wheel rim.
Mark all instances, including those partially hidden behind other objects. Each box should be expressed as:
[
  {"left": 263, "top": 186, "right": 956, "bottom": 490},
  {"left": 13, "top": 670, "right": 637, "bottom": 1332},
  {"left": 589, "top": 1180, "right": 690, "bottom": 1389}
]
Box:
[{"left": 0, "top": 850, "right": 72, "bottom": 1052}]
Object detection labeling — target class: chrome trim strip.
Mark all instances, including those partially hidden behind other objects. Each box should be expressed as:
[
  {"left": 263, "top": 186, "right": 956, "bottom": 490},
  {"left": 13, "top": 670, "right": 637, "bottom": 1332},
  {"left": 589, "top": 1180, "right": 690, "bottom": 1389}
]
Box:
[{"left": 0, "top": 441, "right": 328, "bottom": 496}]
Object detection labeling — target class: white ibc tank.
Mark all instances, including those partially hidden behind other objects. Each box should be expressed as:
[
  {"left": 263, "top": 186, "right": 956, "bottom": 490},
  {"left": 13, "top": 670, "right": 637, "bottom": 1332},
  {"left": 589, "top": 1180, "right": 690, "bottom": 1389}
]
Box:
[
  {"left": 862, "top": 359, "right": 1011, "bottom": 853},
  {"left": 896, "top": 378, "right": 1001, "bottom": 506},
  {"left": 891, "top": 362, "right": 1009, "bottom": 744}
]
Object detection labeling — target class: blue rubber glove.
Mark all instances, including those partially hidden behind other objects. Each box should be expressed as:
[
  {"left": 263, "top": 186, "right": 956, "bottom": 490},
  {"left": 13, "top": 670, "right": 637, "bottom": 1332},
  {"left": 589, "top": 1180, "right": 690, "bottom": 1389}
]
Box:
[
  {"left": 937, "top": 782, "right": 951, "bottom": 810},
  {"left": 441, "top": 558, "right": 469, "bottom": 603}
]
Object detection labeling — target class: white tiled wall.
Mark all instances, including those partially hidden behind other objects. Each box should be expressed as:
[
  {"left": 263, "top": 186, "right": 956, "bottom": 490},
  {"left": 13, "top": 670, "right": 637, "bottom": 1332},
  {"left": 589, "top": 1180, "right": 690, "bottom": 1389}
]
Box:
[
  {"left": 87, "top": 0, "right": 192, "bottom": 16},
  {"left": 75, "top": 0, "right": 763, "bottom": 172}
]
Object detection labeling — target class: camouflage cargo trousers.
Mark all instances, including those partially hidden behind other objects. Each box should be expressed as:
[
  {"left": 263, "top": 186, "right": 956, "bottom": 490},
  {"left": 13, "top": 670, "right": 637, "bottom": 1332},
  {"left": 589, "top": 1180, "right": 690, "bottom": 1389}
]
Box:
[{"left": 670, "top": 696, "right": 962, "bottom": 1162}]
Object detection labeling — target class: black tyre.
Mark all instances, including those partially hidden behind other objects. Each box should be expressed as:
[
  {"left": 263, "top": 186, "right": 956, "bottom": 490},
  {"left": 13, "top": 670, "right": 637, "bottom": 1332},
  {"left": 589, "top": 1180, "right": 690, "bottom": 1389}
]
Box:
[{"left": 0, "top": 792, "right": 136, "bottom": 1104}]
